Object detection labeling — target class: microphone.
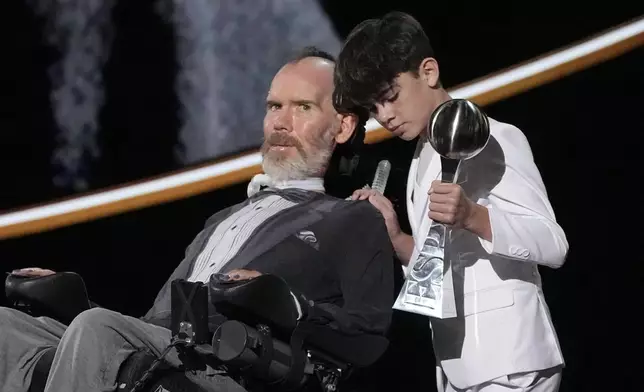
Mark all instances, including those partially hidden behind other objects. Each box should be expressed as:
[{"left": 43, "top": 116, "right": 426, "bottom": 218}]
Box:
[
  {"left": 345, "top": 159, "right": 391, "bottom": 200},
  {"left": 371, "top": 160, "right": 391, "bottom": 194}
]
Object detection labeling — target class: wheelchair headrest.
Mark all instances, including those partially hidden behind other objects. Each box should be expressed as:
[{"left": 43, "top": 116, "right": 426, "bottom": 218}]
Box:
[
  {"left": 209, "top": 274, "right": 305, "bottom": 334},
  {"left": 5, "top": 272, "right": 92, "bottom": 324}
]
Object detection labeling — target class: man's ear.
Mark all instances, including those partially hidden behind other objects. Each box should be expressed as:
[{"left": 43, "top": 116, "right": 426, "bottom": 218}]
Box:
[
  {"left": 335, "top": 113, "right": 358, "bottom": 144},
  {"left": 419, "top": 57, "right": 440, "bottom": 88}
]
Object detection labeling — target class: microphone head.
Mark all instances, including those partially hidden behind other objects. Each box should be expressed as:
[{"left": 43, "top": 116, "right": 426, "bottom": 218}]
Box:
[{"left": 371, "top": 160, "right": 392, "bottom": 194}]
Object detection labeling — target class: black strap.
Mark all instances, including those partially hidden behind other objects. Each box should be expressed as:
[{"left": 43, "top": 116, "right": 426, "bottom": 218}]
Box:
[
  {"left": 129, "top": 343, "right": 180, "bottom": 392},
  {"left": 254, "top": 325, "right": 274, "bottom": 380},
  {"left": 175, "top": 283, "right": 199, "bottom": 333},
  {"left": 273, "top": 322, "right": 311, "bottom": 390},
  {"left": 29, "top": 347, "right": 56, "bottom": 392}
]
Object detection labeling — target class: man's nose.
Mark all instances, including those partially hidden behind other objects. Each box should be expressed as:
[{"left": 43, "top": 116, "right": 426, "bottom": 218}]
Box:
[{"left": 273, "top": 110, "right": 293, "bottom": 132}]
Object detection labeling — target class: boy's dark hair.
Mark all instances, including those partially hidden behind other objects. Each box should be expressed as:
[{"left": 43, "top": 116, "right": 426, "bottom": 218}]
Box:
[{"left": 333, "top": 12, "right": 436, "bottom": 112}]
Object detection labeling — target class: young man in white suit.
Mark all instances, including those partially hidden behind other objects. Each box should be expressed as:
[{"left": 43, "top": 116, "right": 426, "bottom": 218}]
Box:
[{"left": 334, "top": 11, "right": 569, "bottom": 392}]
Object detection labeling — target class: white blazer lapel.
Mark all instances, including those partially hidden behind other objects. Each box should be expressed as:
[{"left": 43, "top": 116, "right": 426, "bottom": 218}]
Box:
[
  {"left": 406, "top": 155, "right": 420, "bottom": 239},
  {"left": 404, "top": 145, "right": 441, "bottom": 276},
  {"left": 410, "top": 148, "right": 441, "bottom": 244}
]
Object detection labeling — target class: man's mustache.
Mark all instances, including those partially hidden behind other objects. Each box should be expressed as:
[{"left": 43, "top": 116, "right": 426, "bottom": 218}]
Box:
[{"left": 263, "top": 133, "right": 304, "bottom": 151}]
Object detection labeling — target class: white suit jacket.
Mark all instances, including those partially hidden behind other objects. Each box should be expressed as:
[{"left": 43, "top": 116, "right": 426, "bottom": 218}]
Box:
[{"left": 406, "top": 117, "right": 568, "bottom": 388}]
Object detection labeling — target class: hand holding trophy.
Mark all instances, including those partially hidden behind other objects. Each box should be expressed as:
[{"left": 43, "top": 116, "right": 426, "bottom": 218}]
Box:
[{"left": 393, "top": 99, "right": 490, "bottom": 318}]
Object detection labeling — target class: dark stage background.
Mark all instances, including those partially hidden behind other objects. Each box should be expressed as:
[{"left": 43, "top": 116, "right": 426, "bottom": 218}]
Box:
[{"left": 1, "top": 1, "right": 643, "bottom": 391}]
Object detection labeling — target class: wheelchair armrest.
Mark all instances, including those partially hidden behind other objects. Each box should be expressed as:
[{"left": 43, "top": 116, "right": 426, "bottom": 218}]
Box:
[
  {"left": 208, "top": 274, "right": 389, "bottom": 368},
  {"left": 5, "top": 272, "right": 93, "bottom": 325},
  {"left": 209, "top": 274, "right": 303, "bottom": 336}
]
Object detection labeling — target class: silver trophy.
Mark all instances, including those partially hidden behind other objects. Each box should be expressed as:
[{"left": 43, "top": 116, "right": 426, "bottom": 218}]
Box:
[
  {"left": 428, "top": 99, "right": 490, "bottom": 180},
  {"left": 394, "top": 99, "right": 490, "bottom": 317}
]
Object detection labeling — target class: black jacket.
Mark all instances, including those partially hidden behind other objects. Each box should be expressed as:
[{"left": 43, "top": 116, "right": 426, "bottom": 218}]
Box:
[{"left": 141, "top": 188, "right": 395, "bottom": 336}]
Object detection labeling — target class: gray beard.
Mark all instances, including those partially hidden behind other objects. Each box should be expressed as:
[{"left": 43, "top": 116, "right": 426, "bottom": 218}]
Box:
[{"left": 261, "top": 146, "right": 332, "bottom": 182}]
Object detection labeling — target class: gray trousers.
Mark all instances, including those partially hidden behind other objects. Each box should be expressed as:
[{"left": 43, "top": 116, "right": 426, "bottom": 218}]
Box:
[{"left": 0, "top": 307, "right": 245, "bottom": 392}]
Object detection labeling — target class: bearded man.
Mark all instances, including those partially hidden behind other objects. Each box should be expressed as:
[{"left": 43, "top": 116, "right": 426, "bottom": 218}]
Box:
[{"left": 0, "top": 47, "right": 394, "bottom": 392}]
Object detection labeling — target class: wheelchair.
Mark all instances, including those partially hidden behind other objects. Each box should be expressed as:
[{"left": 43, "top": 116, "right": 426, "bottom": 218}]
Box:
[{"left": 4, "top": 272, "right": 389, "bottom": 392}]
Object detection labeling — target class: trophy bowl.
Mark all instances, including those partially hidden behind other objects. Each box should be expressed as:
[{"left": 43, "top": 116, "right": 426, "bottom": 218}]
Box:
[{"left": 427, "top": 99, "right": 490, "bottom": 161}]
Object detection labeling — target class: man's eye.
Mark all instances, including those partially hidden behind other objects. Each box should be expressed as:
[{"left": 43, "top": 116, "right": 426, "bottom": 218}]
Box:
[
  {"left": 298, "top": 104, "right": 311, "bottom": 111},
  {"left": 267, "top": 104, "right": 280, "bottom": 111}
]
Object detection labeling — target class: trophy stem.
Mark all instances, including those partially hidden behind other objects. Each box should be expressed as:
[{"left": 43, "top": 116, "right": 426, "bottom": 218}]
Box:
[{"left": 440, "top": 157, "right": 461, "bottom": 184}]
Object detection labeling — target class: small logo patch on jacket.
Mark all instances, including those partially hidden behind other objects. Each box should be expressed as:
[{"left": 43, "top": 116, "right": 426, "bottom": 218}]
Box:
[{"left": 296, "top": 230, "right": 319, "bottom": 250}]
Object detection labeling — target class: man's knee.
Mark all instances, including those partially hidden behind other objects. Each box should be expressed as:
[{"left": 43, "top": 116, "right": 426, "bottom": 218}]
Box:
[
  {"left": 0, "top": 306, "right": 30, "bottom": 327},
  {"left": 0, "top": 306, "right": 18, "bottom": 320},
  {"left": 66, "top": 307, "right": 123, "bottom": 335},
  {"left": 0, "top": 307, "right": 22, "bottom": 337}
]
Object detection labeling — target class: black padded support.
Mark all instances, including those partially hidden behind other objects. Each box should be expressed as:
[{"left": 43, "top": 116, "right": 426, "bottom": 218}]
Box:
[
  {"left": 209, "top": 275, "right": 302, "bottom": 333},
  {"left": 5, "top": 272, "right": 92, "bottom": 325}
]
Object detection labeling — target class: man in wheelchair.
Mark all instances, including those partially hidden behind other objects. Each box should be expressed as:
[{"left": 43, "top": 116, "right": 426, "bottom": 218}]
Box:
[{"left": 0, "top": 47, "right": 395, "bottom": 392}]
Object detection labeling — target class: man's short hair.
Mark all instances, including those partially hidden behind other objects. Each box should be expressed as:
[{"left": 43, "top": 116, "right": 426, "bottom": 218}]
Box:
[
  {"left": 284, "top": 46, "right": 368, "bottom": 175},
  {"left": 287, "top": 46, "right": 369, "bottom": 145},
  {"left": 333, "top": 12, "right": 436, "bottom": 112},
  {"left": 289, "top": 46, "right": 336, "bottom": 64}
]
